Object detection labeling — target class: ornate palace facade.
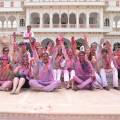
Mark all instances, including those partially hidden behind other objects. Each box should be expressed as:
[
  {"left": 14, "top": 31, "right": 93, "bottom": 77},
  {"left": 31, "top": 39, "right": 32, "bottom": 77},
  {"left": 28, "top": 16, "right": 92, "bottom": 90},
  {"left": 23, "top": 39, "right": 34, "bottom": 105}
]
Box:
[{"left": 0, "top": 0, "right": 120, "bottom": 44}]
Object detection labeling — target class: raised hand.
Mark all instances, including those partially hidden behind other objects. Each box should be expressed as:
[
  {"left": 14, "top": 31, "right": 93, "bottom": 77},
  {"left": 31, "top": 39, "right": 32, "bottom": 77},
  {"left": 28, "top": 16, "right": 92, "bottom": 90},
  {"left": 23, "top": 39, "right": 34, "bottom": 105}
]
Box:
[{"left": 100, "top": 38, "right": 105, "bottom": 45}]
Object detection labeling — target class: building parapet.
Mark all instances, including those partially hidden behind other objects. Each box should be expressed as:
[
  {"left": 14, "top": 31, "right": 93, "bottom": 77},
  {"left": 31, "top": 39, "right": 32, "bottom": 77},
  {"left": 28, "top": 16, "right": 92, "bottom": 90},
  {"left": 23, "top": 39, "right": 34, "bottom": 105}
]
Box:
[
  {"left": 0, "top": 1, "right": 23, "bottom": 12},
  {"left": 24, "top": 0, "right": 105, "bottom": 6}
]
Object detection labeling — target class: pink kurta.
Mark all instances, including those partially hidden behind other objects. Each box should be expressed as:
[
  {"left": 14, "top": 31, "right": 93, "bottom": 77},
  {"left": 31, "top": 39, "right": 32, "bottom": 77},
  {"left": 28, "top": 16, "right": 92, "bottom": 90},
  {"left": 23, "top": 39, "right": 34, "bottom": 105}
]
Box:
[
  {"left": 29, "top": 62, "right": 60, "bottom": 92},
  {"left": 75, "top": 60, "right": 94, "bottom": 80}
]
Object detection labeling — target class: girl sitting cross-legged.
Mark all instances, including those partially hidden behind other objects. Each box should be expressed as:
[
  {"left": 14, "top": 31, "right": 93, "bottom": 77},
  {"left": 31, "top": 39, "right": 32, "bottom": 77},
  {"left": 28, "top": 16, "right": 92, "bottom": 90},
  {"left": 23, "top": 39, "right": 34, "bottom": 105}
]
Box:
[
  {"left": 11, "top": 54, "right": 32, "bottom": 94},
  {"left": 29, "top": 52, "right": 60, "bottom": 92},
  {"left": 72, "top": 47, "right": 96, "bottom": 91}
]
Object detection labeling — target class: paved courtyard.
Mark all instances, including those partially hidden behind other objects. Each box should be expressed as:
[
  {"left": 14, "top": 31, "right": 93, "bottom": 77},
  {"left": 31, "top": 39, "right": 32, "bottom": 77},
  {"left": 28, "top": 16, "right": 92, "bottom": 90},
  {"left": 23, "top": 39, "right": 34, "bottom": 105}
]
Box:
[{"left": 0, "top": 89, "right": 120, "bottom": 115}]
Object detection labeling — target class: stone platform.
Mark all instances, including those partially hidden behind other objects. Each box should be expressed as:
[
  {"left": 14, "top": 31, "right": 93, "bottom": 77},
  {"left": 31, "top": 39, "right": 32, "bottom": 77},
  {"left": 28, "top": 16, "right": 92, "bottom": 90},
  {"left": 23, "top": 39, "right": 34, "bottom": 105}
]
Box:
[{"left": 0, "top": 89, "right": 120, "bottom": 120}]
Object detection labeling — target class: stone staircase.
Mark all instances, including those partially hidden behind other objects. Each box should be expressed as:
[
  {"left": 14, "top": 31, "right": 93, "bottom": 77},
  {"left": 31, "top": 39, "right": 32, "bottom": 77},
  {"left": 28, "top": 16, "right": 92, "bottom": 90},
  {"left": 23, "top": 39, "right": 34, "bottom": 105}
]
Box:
[
  {"left": 0, "top": 89, "right": 120, "bottom": 120},
  {"left": 0, "top": 113, "right": 120, "bottom": 120}
]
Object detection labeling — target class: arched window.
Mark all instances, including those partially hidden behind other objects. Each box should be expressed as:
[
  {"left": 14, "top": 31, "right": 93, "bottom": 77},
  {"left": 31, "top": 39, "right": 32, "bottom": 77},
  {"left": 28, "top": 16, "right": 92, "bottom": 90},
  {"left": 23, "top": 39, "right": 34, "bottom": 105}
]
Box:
[
  {"left": 30, "top": 12, "right": 40, "bottom": 27},
  {"left": 69, "top": 13, "right": 76, "bottom": 28},
  {"left": 61, "top": 13, "right": 68, "bottom": 28},
  {"left": 43, "top": 13, "right": 50, "bottom": 24},
  {"left": 104, "top": 18, "right": 110, "bottom": 26},
  {"left": 0, "top": 16, "right": 6, "bottom": 28},
  {"left": 89, "top": 12, "right": 100, "bottom": 28},
  {"left": 53, "top": 13, "right": 59, "bottom": 27},
  {"left": 8, "top": 16, "right": 16, "bottom": 28},
  {"left": 113, "top": 16, "right": 120, "bottom": 28},
  {"left": 69, "top": 13, "right": 76, "bottom": 24},
  {"left": 20, "top": 19, "right": 25, "bottom": 27},
  {"left": 79, "top": 13, "right": 86, "bottom": 28},
  {"left": 43, "top": 13, "right": 50, "bottom": 27}
]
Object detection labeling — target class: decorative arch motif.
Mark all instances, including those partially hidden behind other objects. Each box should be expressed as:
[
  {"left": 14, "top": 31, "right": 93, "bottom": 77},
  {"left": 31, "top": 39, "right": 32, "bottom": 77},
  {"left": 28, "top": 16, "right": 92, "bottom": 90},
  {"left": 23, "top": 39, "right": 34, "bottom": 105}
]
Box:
[
  {"left": 61, "top": 13, "right": 68, "bottom": 28},
  {"left": 41, "top": 38, "right": 54, "bottom": 48},
  {"left": 69, "top": 13, "right": 76, "bottom": 24},
  {"left": 79, "top": 13, "right": 86, "bottom": 28},
  {"left": 0, "top": 16, "right": 6, "bottom": 28},
  {"left": 8, "top": 16, "right": 17, "bottom": 28},
  {"left": 113, "top": 16, "right": 120, "bottom": 28},
  {"left": 89, "top": 12, "right": 100, "bottom": 28},
  {"left": 30, "top": 12, "right": 40, "bottom": 27},
  {"left": 104, "top": 18, "right": 110, "bottom": 27}
]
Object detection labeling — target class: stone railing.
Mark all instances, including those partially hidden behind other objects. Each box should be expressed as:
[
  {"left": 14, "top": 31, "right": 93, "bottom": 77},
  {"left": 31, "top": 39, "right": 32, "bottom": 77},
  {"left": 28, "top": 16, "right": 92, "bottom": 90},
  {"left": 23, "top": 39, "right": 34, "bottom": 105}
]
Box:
[
  {"left": 113, "top": 27, "right": 120, "bottom": 32},
  {"left": 30, "top": 24, "right": 86, "bottom": 28},
  {"left": 0, "top": 28, "right": 17, "bottom": 31},
  {"left": 30, "top": 0, "right": 104, "bottom": 2},
  {"left": 31, "top": 24, "right": 40, "bottom": 28},
  {"left": 89, "top": 24, "right": 99, "bottom": 28},
  {"left": 79, "top": 24, "right": 86, "bottom": 28}
]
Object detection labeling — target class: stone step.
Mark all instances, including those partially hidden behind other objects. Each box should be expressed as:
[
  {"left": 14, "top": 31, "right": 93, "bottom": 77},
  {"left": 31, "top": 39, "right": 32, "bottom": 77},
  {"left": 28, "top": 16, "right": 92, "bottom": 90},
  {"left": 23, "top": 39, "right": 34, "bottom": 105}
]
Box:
[
  {"left": 0, "top": 89, "right": 120, "bottom": 120},
  {"left": 0, "top": 113, "right": 120, "bottom": 120}
]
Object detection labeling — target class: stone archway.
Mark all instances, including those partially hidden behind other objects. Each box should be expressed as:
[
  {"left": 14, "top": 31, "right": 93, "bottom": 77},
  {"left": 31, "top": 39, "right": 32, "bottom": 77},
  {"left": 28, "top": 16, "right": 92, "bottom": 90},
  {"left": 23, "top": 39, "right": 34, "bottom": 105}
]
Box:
[
  {"left": 30, "top": 12, "right": 40, "bottom": 27},
  {"left": 63, "top": 38, "right": 71, "bottom": 49},
  {"left": 0, "top": 16, "right": 6, "bottom": 28},
  {"left": 61, "top": 13, "right": 68, "bottom": 27},
  {"left": 41, "top": 38, "right": 54, "bottom": 48},
  {"left": 53, "top": 13, "right": 59, "bottom": 27},
  {"left": 69, "top": 13, "right": 76, "bottom": 27},
  {"left": 89, "top": 12, "right": 100, "bottom": 28},
  {"left": 79, "top": 13, "right": 86, "bottom": 28},
  {"left": 8, "top": 16, "right": 17, "bottom": 28},
  {"left": 76, "top": 38, "right": 85, "bottom": 50},
  {"left": 113, "top": 16, "right": 120, "bottom": 28},
  {"left": 43, "top": 13, "right": 50, "bottom": 27}
]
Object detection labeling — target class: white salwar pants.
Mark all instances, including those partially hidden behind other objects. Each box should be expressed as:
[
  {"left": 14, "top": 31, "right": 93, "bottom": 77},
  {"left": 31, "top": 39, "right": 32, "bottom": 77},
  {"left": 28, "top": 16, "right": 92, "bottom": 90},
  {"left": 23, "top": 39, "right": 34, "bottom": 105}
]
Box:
[
  {"left": 53, "top": 69, "right": 62, "bottom": 81},
  {"left": 100, "top": 67, "right": 119, "bottom": 87},
  {"left": 64, "top": 70, "right": 75, "bottom": 82},
  {"left": 93, "top": 72, "right": 103, "bottom": 89}
]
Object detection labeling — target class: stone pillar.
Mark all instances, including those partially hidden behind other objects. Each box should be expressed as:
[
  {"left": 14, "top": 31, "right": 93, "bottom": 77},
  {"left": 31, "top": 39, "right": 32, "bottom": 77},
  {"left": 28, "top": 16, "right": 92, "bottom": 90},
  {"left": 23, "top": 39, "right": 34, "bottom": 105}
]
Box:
[
  {"left": 39, "top": 13, "right": 41, "bottom": 28},
  {"left": 16, "top": 14, "right": 19, "bottom": 31},
  {"left": 86, "top": 13, "right": 89, "bottom": 28},
  {"left": 59, "top": 13, "right": 61, "bottom": 28},
  {"left": 110, "top": 15, "right": 113, "bottom": 30},
  {"left": 40, "top": 13, "right": 43, "bottom": 28},
  {"left": 67, "top": 13, "right": 69, "bottom": 28},
  {"left": 76, "top": 13, "right": 79, "bottom": 28},
  {"left": 100, "top": 12, "right": 103, "bottom": 29},
  {"left": 26, "top": 9, "right": 30, "bottom": 26},
  {"left": 50, "top": 13, "right": 53, "bottom": 28}
]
